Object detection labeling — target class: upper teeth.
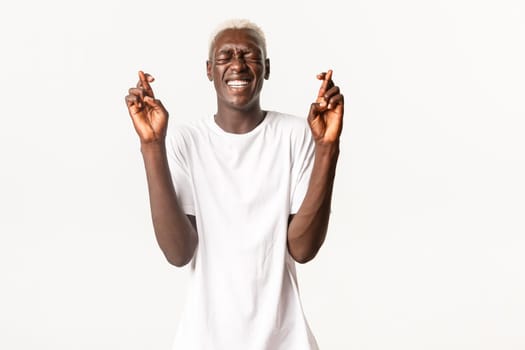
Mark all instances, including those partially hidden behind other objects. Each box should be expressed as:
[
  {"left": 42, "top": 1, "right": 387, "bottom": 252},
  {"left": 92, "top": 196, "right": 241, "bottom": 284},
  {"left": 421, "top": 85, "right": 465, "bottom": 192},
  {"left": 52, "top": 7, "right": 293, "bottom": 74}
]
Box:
[{"left": 227, "top": 80, "right": 249, "bottom": 87}]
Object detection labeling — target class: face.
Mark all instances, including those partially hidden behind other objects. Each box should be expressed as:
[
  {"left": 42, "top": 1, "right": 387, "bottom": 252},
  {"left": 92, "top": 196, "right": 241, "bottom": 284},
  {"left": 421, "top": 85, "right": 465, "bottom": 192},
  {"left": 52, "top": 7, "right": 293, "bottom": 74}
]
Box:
[{"left": 207, "top": 28, "right": 270, "bottom": 112}]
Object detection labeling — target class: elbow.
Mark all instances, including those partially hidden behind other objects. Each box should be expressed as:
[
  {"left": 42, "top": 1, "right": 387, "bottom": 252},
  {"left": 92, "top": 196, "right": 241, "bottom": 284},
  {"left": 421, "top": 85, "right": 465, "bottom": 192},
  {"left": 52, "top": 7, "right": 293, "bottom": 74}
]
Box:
[
  {"left": 288, "top": 243, "right": 320, "bottom": 264},
  {"left": 165, "top": 246, "right": 195, "bottom": 267},
  {"left": 166, "top": 254, "right": 192, "bottom": 267},
  {"left": 291, "top": 250, "right": 317, "bottom": 264},
  {"left": 288, "top": 234, "right": 325, "bottom": 264},
  {"left": 287, "top": 221, "right": 328, "bottom": 264},
  {"left": 293, "top": 256, "right": 311, "bottom": 264},
  {"left": 164, "top": 237, "right": 198, "bottom": 267}
]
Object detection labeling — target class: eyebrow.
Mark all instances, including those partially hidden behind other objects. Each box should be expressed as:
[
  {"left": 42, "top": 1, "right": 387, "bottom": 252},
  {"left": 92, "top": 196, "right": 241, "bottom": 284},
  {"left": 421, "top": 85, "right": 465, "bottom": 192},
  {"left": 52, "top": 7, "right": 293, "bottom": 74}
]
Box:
[
  {"left": 216, "top": 48, "right": 234, "bottom": 54},
  {"left": 215, "top": 43, "right": 261, "bottom": 52}
]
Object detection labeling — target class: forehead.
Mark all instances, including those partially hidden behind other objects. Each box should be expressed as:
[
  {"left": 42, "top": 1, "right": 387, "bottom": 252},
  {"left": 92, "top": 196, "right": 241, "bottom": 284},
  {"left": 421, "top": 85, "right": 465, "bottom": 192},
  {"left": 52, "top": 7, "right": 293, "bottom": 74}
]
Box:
[{"left": 212, "top": 28, "right": 264, "bottom": 53}]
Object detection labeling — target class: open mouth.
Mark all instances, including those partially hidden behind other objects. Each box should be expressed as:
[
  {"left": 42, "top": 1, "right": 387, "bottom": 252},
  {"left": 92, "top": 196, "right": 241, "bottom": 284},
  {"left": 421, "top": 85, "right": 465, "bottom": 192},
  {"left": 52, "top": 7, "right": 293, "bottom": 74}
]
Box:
[{"left": 226, "top": 79, "right": 251, "bottom": 88}]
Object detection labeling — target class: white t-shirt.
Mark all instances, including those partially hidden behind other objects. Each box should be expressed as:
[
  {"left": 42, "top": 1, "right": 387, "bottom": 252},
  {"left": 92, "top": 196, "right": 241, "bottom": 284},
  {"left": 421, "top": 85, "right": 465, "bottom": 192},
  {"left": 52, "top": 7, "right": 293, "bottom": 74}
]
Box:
[{"left": 166, "top": 111, "right": 319, "bottom": 350}]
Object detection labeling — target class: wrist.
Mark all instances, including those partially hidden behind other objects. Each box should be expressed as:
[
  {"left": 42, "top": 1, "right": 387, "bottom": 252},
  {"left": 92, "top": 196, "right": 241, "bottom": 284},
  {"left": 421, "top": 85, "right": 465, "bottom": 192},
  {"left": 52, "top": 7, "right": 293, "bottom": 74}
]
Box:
[
  {"left": 314, "top": 141, "right": 340, "bottom": 159},
  {"left": 140, "top": 139, "right": 166, "bottom": 155}
]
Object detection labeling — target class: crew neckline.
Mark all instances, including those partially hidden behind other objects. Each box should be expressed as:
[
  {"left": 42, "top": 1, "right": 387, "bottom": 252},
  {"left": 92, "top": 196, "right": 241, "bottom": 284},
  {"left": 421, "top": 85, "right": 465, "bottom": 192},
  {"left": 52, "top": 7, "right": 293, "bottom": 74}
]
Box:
[{"left": 208, "top": 111, "right": 272, "bottom": 137}]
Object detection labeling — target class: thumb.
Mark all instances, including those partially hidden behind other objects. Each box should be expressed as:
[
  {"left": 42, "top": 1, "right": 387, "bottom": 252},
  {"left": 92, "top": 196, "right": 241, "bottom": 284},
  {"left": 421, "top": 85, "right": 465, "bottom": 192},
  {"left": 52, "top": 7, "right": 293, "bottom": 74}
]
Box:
[{"left": 307, "top": 102, "right": 323, "bottom": 123}]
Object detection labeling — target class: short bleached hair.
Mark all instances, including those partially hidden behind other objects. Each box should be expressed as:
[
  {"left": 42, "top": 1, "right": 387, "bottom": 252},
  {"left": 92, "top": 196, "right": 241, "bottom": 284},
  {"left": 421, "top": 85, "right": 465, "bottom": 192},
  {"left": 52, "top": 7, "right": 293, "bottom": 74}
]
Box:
[{"left": 208, "top": 18, "right": 267, "bottom": 59}]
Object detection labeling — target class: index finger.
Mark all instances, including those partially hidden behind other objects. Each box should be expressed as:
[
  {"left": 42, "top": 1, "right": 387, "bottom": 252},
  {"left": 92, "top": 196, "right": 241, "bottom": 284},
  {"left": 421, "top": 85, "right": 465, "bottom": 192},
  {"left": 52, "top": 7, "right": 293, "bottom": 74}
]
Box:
[
  {"left": 317, "top": 69, "right": 333, "bottom": 99},
  {"left": 138, "top": 70, "right": 155, "bottom": 98}
]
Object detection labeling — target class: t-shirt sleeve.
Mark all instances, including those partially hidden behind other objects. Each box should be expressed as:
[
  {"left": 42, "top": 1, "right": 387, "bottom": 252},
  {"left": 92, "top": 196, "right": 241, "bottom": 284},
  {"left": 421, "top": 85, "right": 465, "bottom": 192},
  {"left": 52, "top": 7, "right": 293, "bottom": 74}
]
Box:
[
  {"left": 290, "top": 123, "right": 315, "bottom": 214},
  {"left": 166, "top": 131, "right": 196, "bottom": 215}
]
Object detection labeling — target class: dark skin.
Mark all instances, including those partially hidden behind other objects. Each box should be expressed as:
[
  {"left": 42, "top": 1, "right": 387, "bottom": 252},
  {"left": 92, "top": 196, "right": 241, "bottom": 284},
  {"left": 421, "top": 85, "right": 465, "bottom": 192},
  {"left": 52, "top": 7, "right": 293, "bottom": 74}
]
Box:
[
  {"left": 125, "top": 28, "right": 344, "bottom": 266},
  {"left": 206, "top": 28, "right": 270, "bottom": 133}
]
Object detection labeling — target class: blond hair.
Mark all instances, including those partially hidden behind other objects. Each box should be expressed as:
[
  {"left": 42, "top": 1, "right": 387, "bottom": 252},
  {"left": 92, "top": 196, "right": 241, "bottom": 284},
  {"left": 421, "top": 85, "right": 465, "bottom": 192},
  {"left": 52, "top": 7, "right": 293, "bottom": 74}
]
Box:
[{"left": 208, "top": 18, "right": 267, "bottom": 59}]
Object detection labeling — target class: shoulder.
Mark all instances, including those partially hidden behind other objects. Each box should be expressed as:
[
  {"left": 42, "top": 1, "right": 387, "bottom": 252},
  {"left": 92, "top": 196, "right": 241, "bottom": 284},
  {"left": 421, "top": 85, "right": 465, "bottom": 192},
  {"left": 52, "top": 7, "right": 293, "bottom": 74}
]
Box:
[
  {"left": 165, "top": 118, "right": 209, "bottom": 160},
  {"left": 265, "top": 111, "right": 311, "bottom": 136},
  {"left": 265, "top": 111, "right": 313, "bottom": 156},
  {"left": 167, "top": 118, "right": 207, "bottom": 147},
  {"left": 267, "top": 110, "right": 308, "bottom": 128}
]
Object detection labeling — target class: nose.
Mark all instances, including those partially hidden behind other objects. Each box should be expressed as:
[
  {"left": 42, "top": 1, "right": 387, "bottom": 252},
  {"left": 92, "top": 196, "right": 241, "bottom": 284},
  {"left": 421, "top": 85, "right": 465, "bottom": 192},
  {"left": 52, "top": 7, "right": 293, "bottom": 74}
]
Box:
[{"left": 230, "top": 54, "right": 247, "bottom": 71}]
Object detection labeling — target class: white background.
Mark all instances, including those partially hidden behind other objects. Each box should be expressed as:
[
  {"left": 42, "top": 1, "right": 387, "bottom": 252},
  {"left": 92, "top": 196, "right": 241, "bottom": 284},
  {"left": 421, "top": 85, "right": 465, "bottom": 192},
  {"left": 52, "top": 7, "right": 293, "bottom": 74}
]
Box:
[{"left": 1, "top": 0, "right": 524, "bottom": 349}]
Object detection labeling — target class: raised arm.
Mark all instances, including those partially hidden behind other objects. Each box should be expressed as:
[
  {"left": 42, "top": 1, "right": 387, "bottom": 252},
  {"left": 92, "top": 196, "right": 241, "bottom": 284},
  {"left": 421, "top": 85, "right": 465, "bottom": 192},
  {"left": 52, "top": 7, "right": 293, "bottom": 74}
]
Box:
[
  {"left": 125, "top": 71, "right": 197, "bottom": 267},
  {"left": 287, "top": 69, "right": 344, "bottom": 263}
]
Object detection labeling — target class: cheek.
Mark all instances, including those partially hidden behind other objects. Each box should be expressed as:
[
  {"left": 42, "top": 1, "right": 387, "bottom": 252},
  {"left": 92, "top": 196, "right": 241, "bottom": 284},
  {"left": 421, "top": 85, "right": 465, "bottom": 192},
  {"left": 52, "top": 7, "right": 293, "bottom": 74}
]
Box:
[
  {"left": 217, "top": 67, "right": 229, "bottom": 81},
  {"left": 256, "top": 68, "right": 267, "bottom": 83},
  {"left": 213, "top": 79, "right": 222, "bottom": 91}
]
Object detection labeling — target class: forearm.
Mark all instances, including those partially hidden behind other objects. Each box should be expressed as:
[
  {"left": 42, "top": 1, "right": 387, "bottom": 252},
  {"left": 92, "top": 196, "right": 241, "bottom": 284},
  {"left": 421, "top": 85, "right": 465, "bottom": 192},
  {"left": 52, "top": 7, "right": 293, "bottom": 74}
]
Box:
[
  {"left": 287, "top": 143, "right": 339, "bottom": 263},
  {"left": 141, "top": 141, "right": 198, "bottom": 267}
]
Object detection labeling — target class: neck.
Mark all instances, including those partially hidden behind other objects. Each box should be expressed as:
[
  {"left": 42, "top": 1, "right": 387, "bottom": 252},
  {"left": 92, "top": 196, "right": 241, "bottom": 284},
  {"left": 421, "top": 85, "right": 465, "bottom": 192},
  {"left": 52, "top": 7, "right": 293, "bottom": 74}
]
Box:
[{"left": 214, "top": 105, "right": 266, "bottom": 134}]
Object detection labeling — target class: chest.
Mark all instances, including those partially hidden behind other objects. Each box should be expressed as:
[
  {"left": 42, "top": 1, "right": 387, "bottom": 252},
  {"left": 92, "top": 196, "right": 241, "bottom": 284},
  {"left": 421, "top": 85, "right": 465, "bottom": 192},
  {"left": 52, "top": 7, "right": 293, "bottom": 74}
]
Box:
[{"left": 188, "top": 131, "right": 293, "bottom": 207}]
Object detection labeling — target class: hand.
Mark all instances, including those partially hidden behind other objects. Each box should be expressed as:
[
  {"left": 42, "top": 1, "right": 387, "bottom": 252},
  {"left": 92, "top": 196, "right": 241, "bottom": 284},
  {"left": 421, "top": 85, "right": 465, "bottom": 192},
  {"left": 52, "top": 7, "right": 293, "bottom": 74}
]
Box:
[
  {"left": 307, "top": 70, "right": 344, "bottom": 145},
  {"left": 125, "top": 71, "right": 169, "bottom": 144}
]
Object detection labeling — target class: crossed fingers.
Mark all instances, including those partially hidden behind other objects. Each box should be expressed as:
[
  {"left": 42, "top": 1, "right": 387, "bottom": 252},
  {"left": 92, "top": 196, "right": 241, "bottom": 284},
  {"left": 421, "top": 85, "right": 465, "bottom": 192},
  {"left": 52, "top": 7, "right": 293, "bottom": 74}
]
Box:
[
  {"left": 316, "top": 69, "right": 343, "bottom": 111},
  {"left": 126, "top": 71, "right": 155, "bottom": 109}
]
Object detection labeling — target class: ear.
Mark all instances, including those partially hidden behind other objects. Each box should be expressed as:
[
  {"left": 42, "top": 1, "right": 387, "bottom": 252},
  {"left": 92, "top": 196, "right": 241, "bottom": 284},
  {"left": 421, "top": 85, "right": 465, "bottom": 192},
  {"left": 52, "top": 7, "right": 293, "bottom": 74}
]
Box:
[
  {"left": 264, "top": 58, "right": 270, "bottom": 80},
  {"left": 206, "top": 60, "right": 213, "bottom": 81}
]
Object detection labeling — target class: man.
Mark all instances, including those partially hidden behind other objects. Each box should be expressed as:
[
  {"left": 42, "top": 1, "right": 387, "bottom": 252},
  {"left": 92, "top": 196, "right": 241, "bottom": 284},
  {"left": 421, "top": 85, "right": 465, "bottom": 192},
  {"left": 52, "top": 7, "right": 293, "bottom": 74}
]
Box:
[{"left": 125, "top": 19, "right": 343, "bottom": 350}]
